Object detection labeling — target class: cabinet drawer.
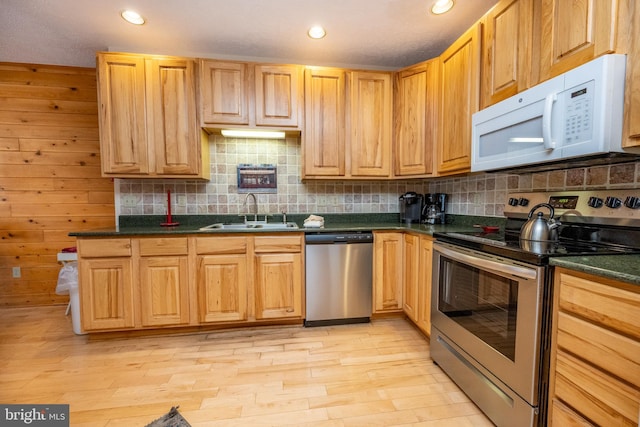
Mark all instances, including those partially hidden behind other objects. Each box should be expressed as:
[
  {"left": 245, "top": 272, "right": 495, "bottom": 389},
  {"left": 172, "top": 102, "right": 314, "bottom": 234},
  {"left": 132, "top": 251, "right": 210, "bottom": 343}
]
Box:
[
  {"left": 139, "top": 237, "right": 188, "bottom": 256},
  {"left": 79, "top": 238, "right": 131, "bottom": 258},
  {"left": 254, "top": 234, "right": 302, "bottom": 253},
  {"left": 195, "top": 236, "right": 248, "bottom": 255},
  {"left": 557, "top": 312, "right": 640, "bottom": 388},
  {"left": 554, "top": 351, "right": 640, "bottom": 426},
  {"left": 557, "top": 272, "right": 640, "bottom": 340},
  {"left": 550, "top": 399, "right": 592, "bottom": 426}
]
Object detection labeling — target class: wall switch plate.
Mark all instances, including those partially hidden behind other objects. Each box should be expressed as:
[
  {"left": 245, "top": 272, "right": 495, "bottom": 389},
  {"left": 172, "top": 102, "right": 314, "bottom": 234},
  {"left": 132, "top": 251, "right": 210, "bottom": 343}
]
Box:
[
  {"left": 177, "top": 195, "right": 187, "bottom": 206},
  {"left": 12, "top": 267, "right": 21, "bottom": 278}
]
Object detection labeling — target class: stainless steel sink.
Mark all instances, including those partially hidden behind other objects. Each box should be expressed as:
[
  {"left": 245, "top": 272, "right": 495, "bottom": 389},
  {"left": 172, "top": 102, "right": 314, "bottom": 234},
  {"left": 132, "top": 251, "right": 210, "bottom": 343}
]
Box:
[{"left": 199, "top": 222, "right": 299, "bottom": 231}]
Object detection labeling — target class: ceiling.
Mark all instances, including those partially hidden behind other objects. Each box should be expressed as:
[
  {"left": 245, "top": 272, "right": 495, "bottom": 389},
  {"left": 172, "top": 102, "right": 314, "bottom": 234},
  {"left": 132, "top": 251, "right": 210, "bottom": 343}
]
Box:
[{"left": 0, "top": 0, "right": 498, "bottom": 70}]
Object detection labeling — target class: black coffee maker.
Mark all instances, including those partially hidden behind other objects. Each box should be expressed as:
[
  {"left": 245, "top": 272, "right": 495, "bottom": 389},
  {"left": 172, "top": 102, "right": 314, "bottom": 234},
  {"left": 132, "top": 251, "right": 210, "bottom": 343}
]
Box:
[
  {"left": 423, "top": 193, "right": 447, "bottom": 224},
  {"left": 399, "top": 192, "right": 423, "bottom": 224}
]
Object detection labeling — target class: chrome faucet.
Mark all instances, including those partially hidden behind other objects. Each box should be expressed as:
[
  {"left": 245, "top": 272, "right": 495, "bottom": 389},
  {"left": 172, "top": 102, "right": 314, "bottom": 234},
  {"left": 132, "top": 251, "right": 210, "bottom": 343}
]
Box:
[{"left": 244, "top": 193, "right": 258, "bottom": 222}]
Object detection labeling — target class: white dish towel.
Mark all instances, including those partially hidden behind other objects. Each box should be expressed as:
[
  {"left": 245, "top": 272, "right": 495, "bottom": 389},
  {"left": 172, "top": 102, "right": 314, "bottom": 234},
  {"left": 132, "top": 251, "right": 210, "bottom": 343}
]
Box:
[{"left": 303, "top": 214, "right": 325, "bottom": 228}]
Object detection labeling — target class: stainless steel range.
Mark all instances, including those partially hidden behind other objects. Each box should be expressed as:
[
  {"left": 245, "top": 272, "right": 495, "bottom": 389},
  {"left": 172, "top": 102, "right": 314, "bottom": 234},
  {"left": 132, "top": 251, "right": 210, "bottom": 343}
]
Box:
[{"left": 430, "top": 190, "right": 640, "bottom": 427}]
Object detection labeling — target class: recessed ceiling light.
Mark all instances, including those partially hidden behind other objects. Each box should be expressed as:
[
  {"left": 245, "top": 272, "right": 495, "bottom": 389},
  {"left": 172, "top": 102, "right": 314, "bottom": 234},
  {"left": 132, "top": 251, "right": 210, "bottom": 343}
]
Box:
[
  {"left": 307, "top": 26, "right": 326, "bottom": 39},
  {"left": 121, "top": 10, "right": 145, "bottom": 25},
  {"left": 431, "top": 0, "right": 454, "bottom": 14}
]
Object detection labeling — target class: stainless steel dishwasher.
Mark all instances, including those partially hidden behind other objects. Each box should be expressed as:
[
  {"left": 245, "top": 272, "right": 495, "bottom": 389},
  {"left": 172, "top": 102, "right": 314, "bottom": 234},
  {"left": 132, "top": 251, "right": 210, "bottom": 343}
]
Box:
[{"left": 304, "top": 231, "right": 373, "bottom": 327}]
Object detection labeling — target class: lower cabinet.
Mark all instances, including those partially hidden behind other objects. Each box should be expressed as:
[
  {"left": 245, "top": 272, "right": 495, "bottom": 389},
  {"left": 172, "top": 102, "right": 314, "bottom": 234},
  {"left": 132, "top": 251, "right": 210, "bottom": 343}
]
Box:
[
  {"left": 78, "top": 233, "right": 304, "bottom": 333},
  {"left": 373, "top": 231, "right": 404, "bottom": 313},
  {"left": 548, "top": 268, "right": 640, "bottom": 426},
  {"left": 195, "top": 236, "right": 249, "bottom": 323},
  {"left": 78, "top": 238, "right": 134, "bottom": 331},
  {"left": 254, "top": 235, "right": 304, "bottom": 319},
  {"left": 138, "top": 237, "right": 190, "bottom": 327},
  {"left": 402, "top": 233, "right": 433, "bottom": 335}
]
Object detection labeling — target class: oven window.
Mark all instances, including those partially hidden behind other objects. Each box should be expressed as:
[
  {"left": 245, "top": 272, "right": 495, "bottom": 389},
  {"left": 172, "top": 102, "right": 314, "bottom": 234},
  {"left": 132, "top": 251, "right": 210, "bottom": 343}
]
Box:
[{"left": 438, "top": 257, "right": 518, "bottom": 361}]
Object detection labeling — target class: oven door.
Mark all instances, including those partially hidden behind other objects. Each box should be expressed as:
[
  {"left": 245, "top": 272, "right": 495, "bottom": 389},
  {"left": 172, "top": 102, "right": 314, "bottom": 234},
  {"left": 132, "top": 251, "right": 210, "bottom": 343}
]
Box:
[{"left": 431, "top": 242, "right": 545, "bottom": 407}]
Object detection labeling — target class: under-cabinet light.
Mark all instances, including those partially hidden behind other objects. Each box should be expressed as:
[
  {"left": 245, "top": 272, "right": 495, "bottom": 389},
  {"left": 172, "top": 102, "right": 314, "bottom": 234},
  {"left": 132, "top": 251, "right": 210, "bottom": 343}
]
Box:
[
  {"left": 221, "top": 129, "right": 286, "bottom": 139},
  {"left": 307, "top": 26, "right": 326, "bottom": 39}
]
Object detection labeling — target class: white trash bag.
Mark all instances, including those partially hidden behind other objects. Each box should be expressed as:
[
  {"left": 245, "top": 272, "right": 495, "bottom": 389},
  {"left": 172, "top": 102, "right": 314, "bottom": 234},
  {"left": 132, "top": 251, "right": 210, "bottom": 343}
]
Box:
[{"left": 55, "top": 261, "right": 78, "bottom": 295}]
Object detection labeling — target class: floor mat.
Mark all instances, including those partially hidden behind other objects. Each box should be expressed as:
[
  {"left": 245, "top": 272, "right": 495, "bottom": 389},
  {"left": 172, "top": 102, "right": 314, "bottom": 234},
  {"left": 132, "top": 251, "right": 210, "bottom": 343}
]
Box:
[{"left": 145, "top": 406, "right": 191, "bottom": 427}]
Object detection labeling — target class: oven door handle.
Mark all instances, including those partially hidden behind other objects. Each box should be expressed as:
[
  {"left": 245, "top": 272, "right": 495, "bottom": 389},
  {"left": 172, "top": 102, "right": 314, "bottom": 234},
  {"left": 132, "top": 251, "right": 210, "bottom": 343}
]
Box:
[{"left": 435, "top": 244, "right": 538, "bottom": 280}]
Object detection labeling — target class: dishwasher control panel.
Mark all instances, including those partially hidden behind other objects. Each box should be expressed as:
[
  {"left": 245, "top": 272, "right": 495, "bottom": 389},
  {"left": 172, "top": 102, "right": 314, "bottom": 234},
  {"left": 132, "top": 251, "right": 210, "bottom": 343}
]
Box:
[{"left": 305, "top": 231, "right": 374, "bottom": 244}]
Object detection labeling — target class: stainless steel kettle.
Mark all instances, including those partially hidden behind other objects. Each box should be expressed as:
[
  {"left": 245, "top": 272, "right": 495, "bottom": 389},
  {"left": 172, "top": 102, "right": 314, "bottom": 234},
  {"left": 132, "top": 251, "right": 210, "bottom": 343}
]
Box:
[{"left": 520, "top": 203, "right": 560, "bottom": 241}]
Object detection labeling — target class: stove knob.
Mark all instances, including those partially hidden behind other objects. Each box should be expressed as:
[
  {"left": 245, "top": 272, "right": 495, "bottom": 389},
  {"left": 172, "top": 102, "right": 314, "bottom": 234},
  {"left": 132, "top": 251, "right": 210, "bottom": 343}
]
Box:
[
  {"left": 624, "top": 196, "right": 640, "bottom": 209},
  {"left": 587, "top": 196, "right": 603, "bottom": 208},
  {"left": 605, "top": 196, "right": 622, "bottom": 209},
  {"left": 508, "top": 198, "right": 519, "bottom": 206},
  {"left": 518, "top": 198, "right": 529, "bottom": 207}
]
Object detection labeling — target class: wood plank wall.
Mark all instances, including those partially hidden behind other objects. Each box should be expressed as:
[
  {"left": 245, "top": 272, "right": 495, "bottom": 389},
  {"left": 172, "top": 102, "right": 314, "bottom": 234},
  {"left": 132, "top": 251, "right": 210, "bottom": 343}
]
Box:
[{"left": 0, "top": 62, "right": 115, "bottom": 307}]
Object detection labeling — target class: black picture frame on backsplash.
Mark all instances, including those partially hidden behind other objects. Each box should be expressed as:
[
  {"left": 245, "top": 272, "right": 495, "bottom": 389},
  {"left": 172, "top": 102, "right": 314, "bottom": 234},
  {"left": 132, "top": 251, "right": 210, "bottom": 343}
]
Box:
[{"left": 237, "top": 164, "right": 277, "bottom": 193}]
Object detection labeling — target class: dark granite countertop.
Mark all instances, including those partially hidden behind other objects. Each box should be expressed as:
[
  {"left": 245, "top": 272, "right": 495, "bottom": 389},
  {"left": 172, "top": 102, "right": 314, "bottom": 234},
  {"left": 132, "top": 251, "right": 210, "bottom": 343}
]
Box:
[
  {"left": 69, "top": 213, "right": 496, "bottom": 238},
  {"left": 550, "top": 255, "right": 640, "bottom": 286}
]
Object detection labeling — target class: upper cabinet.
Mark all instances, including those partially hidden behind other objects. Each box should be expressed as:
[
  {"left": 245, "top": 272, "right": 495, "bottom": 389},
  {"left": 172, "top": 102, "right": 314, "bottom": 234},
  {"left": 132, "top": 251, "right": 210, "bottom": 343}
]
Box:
[
  {"left": 349, "top": 71, "right": 393, "bottom": 178},
  {"left": 481, "top": 0, "right": 534, "bottom": 108},
  {"left": 199, "top": 60, "right": 303, "bottom": 130},
  {"left": 303, "top": 67, "right": 346, "bottom": 177},
  {"left": 302, "top": 67, "right": 393, "bottom": 179},
  {"left": 538, "top": 0, "right": 619, "bottom": 82},
  {"left": 622, "top": 1, "right": 640, "bottom": 148},
  {"left": 437, "top": 23, "right": 481, "bottom": 176},
  {"left": 394, "top": 58, "right": 439, "bottom": 177},
  {"left": 97, "top": 52, "right": 209, "bottom": 179}
]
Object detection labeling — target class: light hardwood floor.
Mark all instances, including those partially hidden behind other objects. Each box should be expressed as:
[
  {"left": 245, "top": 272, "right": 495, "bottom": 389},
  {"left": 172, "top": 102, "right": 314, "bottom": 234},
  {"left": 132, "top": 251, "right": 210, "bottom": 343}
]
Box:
[{"left": 0, "top": 306, "right": 493, "bottom": 426}]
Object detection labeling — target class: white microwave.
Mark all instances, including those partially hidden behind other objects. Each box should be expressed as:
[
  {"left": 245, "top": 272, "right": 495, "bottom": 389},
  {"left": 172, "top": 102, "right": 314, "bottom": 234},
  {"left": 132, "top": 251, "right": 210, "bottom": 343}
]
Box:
[{"left": 471, "top": 54, "right": 639, "bottom": 172}]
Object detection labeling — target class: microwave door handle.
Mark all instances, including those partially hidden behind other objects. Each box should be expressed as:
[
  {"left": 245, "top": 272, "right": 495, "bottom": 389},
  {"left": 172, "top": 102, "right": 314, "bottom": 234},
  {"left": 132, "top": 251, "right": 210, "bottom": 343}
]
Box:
[{"left": 542, "top": 92, "right": 558, "bottom": 150}]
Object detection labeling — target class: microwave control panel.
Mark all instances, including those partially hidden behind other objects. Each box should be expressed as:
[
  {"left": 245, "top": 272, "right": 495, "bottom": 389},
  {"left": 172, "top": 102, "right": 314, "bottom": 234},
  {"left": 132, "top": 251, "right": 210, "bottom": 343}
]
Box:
[{"left": 563, "top": 81, "right": 594, "bottom": 144}]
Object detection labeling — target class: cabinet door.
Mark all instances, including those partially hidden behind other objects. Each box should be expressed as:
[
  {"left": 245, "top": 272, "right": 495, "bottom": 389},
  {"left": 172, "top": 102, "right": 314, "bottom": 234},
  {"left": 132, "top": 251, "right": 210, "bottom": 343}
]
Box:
[
  {"left": 254, "top": 64, "right": 302, "bottom": 128},
  {"left": 394, "top": 59, "right": 438, "bottom": 176},
  {"left": 97, "top": 53, "right": 149, "bottom": 175},
  {"left": 438, "top": 23, "right": 481, "bottom": 175},
  {"left": 79, "top": 258, "right": 134, "bottom": 331},
  {"left": 402, "top": 233, "right": 420, "bottom": 321},
  {"left": 350, "top": 71, "right": 393, "bottom": 177},
  {"left": 139, "top": 256, "right": 189, "bottom": 327},
  {"left": 623, "top": 2, "right": 640, "bottom": 148},
  {"left": 481, "top": 0, "right": 534, "bottom": 108},
  {"left": 255, "top": 253, "right": 303, "bottom": 319},
  {"left": 303, "top": 67, "right": 346, "bottom": 177},
  {"left": 539, "top": 0, "right": 618, "bottom": 81},
  {"left": 373, "top": 232, "right": 403, "bottom": 313},
  {"left": 146, "top": 58, "right": 201, "bottom": 176},
  {"left": 199, "top": 60, "right": 249, "bottom": 125},
  {"left": 416, "top": 236, "right": 433, "bottom": 336},
  {"left": 197, "top": 254, "right": 248, "bottom": 323}
]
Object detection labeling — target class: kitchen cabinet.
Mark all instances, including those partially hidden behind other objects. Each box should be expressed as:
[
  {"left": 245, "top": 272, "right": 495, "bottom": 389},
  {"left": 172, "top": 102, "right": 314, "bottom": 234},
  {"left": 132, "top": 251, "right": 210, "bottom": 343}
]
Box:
[
  {"left": 480, "top": 0, "right": 534, "bottom": 108},
  {"left": 138, "top": 237, "right": 190, "bottom": 327},
  {"left": 538, "top": 0, "right": 619, "bottom": 82},
  {"left": 402, "top": 233, "right": 420, "bottom": 321},
  {"left": 623, "top": 1, "right": 640, "bottom": 148},
  {"left": 394, "top": 58, "right": 439, "bottom": 177},
  {"left": 195, "top": 236, "right": 249, "bottom": 323},
  {"left": 254, "top": 235, "right": 304, "bottom": 319},
  {"left": 349, "top": 71, "right": 393, "bottom": 178},
  {"left": 402, "top": 233, "right": 433, "bottom": 336},
  {"left": 302, "top": 68, "right": 393, "bottom": 179},
  {"left": 78, "top": 238, "right": 134, "bottom": 331},
  {"left": 303, "top": 67, "right": 346, "bottom": 177},
  {"left": 199, "top": 60, "right": 303, "bottom": 129},
  {"left": 97, "top": 52, "right": 209, "bottom": 179},
  {"left": 373, "top": 231, "right": 403, "bottom": 313},
  {"left": 437, "top": 22, "right": 481, "bottom": 175},
  {"left": 548, "top": 268, "right": 640, "bottom": 426}
]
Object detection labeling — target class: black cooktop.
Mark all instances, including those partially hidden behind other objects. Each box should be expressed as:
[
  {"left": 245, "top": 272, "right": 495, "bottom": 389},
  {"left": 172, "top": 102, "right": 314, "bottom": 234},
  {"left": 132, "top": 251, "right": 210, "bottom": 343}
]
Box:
[{"left": 434, "top": 222, "right": 640, "bottom": 265}]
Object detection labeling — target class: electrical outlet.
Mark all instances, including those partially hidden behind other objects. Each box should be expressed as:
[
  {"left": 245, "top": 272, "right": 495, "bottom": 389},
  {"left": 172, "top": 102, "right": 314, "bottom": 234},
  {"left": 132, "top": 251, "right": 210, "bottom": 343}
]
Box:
[
  {"left": 317, "top": 196, "right": 327, "bottom": 206},
  {"left": 177, "top": 195, "right": 187, "bottom": 206},
  {"left": 121, "top": 195, "right": 138, "bottom": 207},
  {"left": 12, "top": 267, "right": 21, "bottom": 278}
]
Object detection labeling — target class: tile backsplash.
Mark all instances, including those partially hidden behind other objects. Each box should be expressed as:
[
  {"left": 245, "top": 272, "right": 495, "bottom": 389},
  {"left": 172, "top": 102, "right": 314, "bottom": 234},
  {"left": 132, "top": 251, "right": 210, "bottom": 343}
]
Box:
[{"left": 117, "top": 135, "right": 640, "bottom": 218}]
